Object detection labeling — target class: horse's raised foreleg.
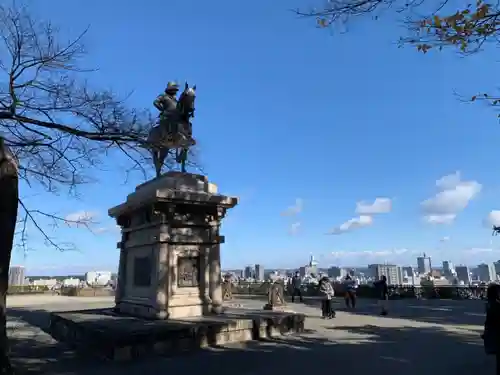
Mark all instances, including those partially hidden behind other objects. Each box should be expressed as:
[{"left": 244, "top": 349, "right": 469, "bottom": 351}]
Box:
[
  {"left": 180, "top": 148, "right": 188, "bottom": 173},
  {"left": 156, "top": 148, "right": 168, "bottom": 177},
  {"left": 174, "top": 148, "right": 186, "bottom": 172},
  {"left": 152, "top": 149, "right": 161, "bottom": 178}
]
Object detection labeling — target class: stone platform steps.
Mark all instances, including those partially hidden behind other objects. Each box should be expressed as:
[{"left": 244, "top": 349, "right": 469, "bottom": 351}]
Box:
[{"left": 49, "top": 308, "right": 305, "bottom": 362}]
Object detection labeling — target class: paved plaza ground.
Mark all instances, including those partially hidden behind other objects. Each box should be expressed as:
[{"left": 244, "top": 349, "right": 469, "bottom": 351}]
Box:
[{"left": 6, "top": 294, "right": 496, "bottom": 374}]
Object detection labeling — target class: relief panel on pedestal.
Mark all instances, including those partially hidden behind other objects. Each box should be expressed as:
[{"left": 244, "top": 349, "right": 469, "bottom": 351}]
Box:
[
  {"left": 177, "top": 255, "right": 200, "bottom": 288},
  {"left": 171, "top": 246, "right": 204, "bottom": 298}
]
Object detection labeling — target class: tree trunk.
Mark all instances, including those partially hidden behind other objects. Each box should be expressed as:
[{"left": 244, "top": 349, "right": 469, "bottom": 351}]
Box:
[{"left": 0, "top": 138, "right": 19, "bottom": 374}]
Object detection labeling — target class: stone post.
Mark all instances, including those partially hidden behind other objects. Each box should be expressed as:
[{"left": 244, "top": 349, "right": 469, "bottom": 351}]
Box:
[{"left": 264, "top": 281, "right": 287, "bottom": 311}]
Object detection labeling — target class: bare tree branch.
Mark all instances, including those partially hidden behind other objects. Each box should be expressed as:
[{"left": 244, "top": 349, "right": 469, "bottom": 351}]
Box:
[
  {"left": 0, "top": 3, "right": 203, "bottom": 371},
  {"left": 15, "top": 199, "right": 95, "bottom": 254},
  {"left": 298, "top": 0, "right": 500, "bottom": 110}
]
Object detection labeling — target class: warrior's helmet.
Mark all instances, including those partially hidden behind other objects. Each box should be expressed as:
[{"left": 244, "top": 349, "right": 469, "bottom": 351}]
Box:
[{"left": 165, "top": 82, "right": 180, "bottom": 94}]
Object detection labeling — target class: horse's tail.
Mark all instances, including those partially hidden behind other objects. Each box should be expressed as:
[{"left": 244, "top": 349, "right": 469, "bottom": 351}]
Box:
[{"left": 146, "top": 126, "right": 163, "bottom": 150}]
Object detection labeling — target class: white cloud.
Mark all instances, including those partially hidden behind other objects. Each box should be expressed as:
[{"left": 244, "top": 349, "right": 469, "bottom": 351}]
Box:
[
  {"left": 324, "top": 245, "right": 500, "bottom": 265},
  {"left": 356, "top": 198, "right": 392, "bottom": 215},
  {"left": 485, "top": 210, "right": 500, "bottom": 227},
  {"left": 421, "top": 171, "right": 481, "bottom": 225},
  {"left": 64, "top": 211, "right": 98, "bottom": 227},
  {"left": 463, "top": 247, "right": 499, "bottom": 255},
  {"left": 289, "top": 222, "right": 301, "bottom": 235},
  {"left": 331, "top": 248, "right": 410, "bottom": 259},
  {"left": 440, "top": 236, "right": 450, "bottom": 242},
  {"left": 424, "top": 214, "right": 456, "bottom": 225},
  {"left": 436, "top": 172, "right": 462, "bottom": 190},
  {"left": 92, "top": 224, "right": 121, "bottom": 234},
  {"left": 329, "top": 197, "right": 391, "bottom": 236},
  {"left": 328, "top": 215, "right": 373, "bottom": 235},
  {"left": 281, "top": 198, "right": 303, "bottom": 216}
]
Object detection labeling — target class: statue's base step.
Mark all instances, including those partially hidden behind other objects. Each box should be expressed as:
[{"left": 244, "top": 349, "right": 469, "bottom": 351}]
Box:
[
  {"left": 49, "top": 308, "right": 305, "bottom": 362},
  {"left": 263, "top": 304, "right": 294, "bottom": 312}
]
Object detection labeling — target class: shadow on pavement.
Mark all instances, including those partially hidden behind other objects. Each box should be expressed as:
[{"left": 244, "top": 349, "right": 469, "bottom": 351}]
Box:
[
  {"left": 320, "top": 324, "right": 491, "bottom": 373},
  {"left": 235, "top": 295, "right": 488, "bottom": 327},
  {"left": 6, "top": 306, "right": 495, "bottom": 375},
  {"left": 325, "top": 298, "right": 488, "bottom": 327}
]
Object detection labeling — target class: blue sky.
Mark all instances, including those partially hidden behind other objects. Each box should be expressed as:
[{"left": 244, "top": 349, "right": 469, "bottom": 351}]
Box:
[{"left": 10, "top": 0, "right": 500, "bottom": 275}]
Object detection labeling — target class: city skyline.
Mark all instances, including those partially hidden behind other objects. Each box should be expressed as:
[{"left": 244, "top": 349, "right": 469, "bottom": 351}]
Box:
[{"left": 19, "top": 253, "right": 500, "bottom": 277}]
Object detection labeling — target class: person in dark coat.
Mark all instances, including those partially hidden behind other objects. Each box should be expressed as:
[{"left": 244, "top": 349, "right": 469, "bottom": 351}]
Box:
[
  {"left": 290, "top": 272, "right": 304, "bottom": 303},
  {"left": 373, "top": 275, "right": 389, "bottom": 315},
  {"left": 482, "top": 283, "right": 500, "bottom": 374},
  {"left": 319, "top": 276, "right": 335, "bottom": 319},
  {"left": 343, "top": 274, "right": 357, "bottom": 309}
]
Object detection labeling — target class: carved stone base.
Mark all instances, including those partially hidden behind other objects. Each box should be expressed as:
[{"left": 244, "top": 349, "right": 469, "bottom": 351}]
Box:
[
  {"left": 108, "top": 172, "right": 238, "bottom": 320},
  {"left": 49, "top": 308, "right": 306, "bottom": 361}
]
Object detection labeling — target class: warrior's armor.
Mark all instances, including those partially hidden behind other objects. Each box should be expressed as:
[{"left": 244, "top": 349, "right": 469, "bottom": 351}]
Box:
[
  {"left": 154, "top": 81, "right": 180, "bottom": 134},
  {"left": 148, "top": 81, "right": 197, "bottom": 175}
]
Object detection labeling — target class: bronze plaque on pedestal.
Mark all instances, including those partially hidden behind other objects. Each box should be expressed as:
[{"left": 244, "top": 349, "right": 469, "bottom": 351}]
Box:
[
  {"left": 133, "top": 256, "right": 152, "bottom": 287},
  {"left": 177, "top": 255, "right": 200, "bottom": 287}
]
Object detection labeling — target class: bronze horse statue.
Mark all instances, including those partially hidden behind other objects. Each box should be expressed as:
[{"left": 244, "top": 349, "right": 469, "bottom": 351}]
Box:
[{"left": 147, "top": 83, "right": 196, "bottom": 177}]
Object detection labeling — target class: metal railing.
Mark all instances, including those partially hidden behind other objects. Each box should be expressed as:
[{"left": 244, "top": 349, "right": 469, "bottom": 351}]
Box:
[{"left": 226, "top": 281, "right": 489, "bottom": 300}]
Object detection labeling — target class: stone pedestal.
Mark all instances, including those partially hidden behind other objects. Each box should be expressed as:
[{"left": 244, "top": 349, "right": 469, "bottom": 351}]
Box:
[{"left": 108, "top": 172, "right": 237, "bottom": 319}]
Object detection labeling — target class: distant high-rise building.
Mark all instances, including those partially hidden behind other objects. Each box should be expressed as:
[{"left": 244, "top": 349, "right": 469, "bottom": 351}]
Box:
[
  {"left": 9, "top": 265, "right": 25, "bottom": 286},
  {"left": 368, "top": 264, "right": 401, "bottom": 285},
  {"left": 309, "top": 255, "right": 317, "bottom": 266},
  {"left": 396, "top": 266, "right": 404, "bottom": 284},
  {"left": 417, "top": 253, "right": 432, "bottom": 275},
  {"left": 402, "top": 266, "right": 414, "bottom": 277},
  {"left": 244, "top": 266, "right": 253, "bottom": 279},
  {"left": 308, "top": 255, "right": 318, "bottom": 276},
  {"left": 442, "top": 261, "right": 454, "bottom": 277},
  {"left": 401, "top": 266, "right": 416, "bottom": 284},
  {"left": 234, "top": 269, "right": 243, "bottom": 278},
  {"left": 254, "top": 264, "right": 264, "bottom": 281},
  {"left": 455, "top": 265, "right": 471, "bottom": 284},
  {"left": 327, "top": 266, "right": 341, "bottom": 278},
  {"left": 299, "top": 266, "right": 306, "bottom": 278},
  {"left": 494, "top": 261, "right": 500, "bottom": 276},
  {"left": 327, "top": 266, "right": 349, "bottom": 279},
  {"left": 477, "top": 263, "right": 497, "bottom": 283}
]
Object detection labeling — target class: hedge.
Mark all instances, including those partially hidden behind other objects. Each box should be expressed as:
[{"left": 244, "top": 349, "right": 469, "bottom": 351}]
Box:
[{"left": 7, "top": 285, "right": 49, "bottom": 294}]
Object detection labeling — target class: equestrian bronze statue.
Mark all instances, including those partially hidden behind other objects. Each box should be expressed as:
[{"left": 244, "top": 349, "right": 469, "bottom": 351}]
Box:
[{"left": 147, "top": 81, "right": 196, "bottom": 177}]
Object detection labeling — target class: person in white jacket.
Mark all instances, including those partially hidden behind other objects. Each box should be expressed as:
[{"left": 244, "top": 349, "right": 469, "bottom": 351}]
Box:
[{"left": 319, "top": 276, "right": 335, "bottom": 319}]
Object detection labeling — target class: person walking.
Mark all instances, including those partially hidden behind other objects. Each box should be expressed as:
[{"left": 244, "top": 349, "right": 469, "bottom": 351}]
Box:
[
  {"left": 343, "top": 274, "right": 357, "bottom": 309},
  {"left": 482, "top": 283, "right": 500, "bottom": 374},
  {"left": 374, "top": 275, "right": 389, "bottom": 315},
  {"left": 319, "top": 276, "right": 335, "bottom": 319},
  {"left": 290, "top": 272, "right": 303, "bottom": 303}
]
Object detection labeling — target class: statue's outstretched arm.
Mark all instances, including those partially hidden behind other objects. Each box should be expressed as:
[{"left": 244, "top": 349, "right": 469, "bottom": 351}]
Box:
[{"left": 153, "top": 96, "right": 163, "bottom": 111}]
